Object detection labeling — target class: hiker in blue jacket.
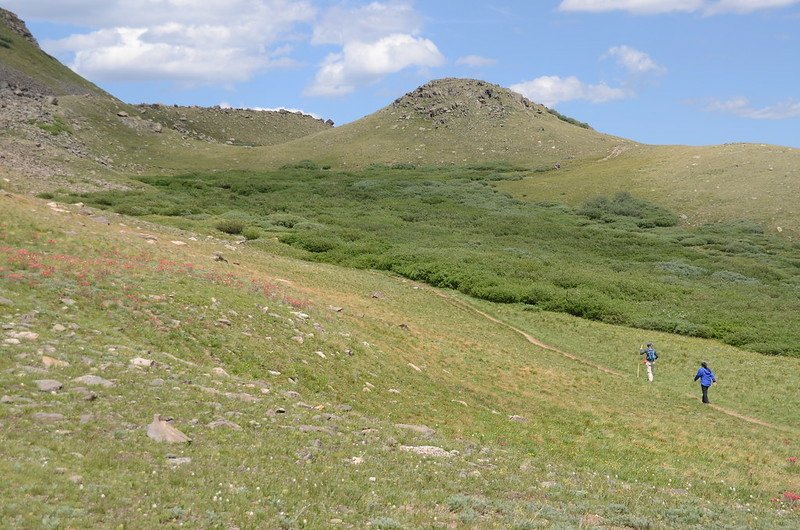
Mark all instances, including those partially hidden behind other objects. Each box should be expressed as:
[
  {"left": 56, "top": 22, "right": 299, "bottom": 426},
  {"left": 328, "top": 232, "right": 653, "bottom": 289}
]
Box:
[
  {"left": 639, "top": 342, "right": 658, "bottom": 382},
  {"left": 693, "top": 361, "right": 717, "bottom": 404}
]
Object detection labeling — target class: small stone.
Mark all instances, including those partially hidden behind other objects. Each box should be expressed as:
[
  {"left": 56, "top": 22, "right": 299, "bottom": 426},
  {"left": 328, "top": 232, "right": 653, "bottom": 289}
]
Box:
[
  {"left": 171, "top": 240, "right": 187, "bottom": 246},
  {"left": 147, "top": 414, "right": 191, "bottom": 443},
  {"left": 150, "top": 378, "right": 165, "bottom": 386},
  {"left": 0, "top": 297, "right": 13, "bottom": 306},
  {"left": 34, "top": 379, "right": 63, "bottom": 392},
  {"left": 216, "top": 318, "right": 231, "bottom": 326},
  {"left": 328, "top": 306, "right": 343, "bottom": 313},
  {"left": 166, "top": 456, "right": 192, "bottom": 465},
  {"left": 211, "top": 367, "right": 229, "bottom": 377},
  {"left": 207, "top": 418, "right": 242, "bottom": 430},
  {"left": 284, "top": 390, "right": 301, "bottom": 399},
  {"left": 68, "top": 475, "right": 83, "bottom": 484},
  {"left": 9, "top": 331, "right": 39, "bottom": 341},
  {"left": 42, "top": 356, "right": 69, "bottom": 369},
  {"left": 336, "top": 404, "right": 353, "bottom": 412},
  {"left": 399, "top": 445, "right": 458, "bottom": 458},
  {"left": 395, "top": 423, "right": 435, "bottom": 438},
  {"left": 291, "top": 335, "right": 304, "bottom": 344},
  {"left": 508, "top": 415, "right": 528, "bottom": 423},
  {"left": 73, "top": 375, "right": 114, "bottom": 387},
  {"left": 117, "top": 111, "right": 129, "bottom": 117},
  {"left": 52, "top": 324, "right": 67, "bottom": 332},
  {"left": 370, "top": 291, "right": 386, "bottom": 299},
  {"left": 268, "top": 370, "right": 281, "bottom": 376},
  {"left": 130, "top": 357, "right": 154, "bottom": 368},
  {"left": 33, "top": 412, "right": 65, "bottom": 423}
]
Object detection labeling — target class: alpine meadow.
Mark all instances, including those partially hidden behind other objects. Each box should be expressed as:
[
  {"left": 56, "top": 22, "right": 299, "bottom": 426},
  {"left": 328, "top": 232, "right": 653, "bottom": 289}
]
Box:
[{"left": 1, "top": 5, "right": 799, "bottom": 529}]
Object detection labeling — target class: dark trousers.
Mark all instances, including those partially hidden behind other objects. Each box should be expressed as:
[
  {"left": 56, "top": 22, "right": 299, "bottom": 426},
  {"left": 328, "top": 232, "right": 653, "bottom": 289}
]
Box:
[{"left": 701, "top": 385, "right": 710, "bottom": 404}]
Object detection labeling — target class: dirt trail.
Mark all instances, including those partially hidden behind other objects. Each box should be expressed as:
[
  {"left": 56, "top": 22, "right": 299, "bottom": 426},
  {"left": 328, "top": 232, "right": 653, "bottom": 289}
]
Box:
[
  {"left": 432, "top": 288, "right": 798, "bottom": 433},
  {"left": 434, "top": 291, "right": 625, "bottom": 377}
]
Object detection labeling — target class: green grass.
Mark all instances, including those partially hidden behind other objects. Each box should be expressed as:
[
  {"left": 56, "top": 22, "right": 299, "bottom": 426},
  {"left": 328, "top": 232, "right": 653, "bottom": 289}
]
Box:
[
  {"left": 1, "top": 194, "right": 798, "bottom": 528},
  {"left": 62, "top": 166, "right": 800, "bottom": 357},
  {"left": 30, "top": 115, "right": 72, "bottom": 135}
]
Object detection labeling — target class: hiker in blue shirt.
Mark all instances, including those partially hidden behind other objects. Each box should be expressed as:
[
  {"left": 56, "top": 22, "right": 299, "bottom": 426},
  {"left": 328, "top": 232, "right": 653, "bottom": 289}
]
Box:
[
  {"left": 693, "top": 361, "right": 717, "bottom": 404},
  {"left": 639, "top": 342, "right": 658, "bottom": 382}
]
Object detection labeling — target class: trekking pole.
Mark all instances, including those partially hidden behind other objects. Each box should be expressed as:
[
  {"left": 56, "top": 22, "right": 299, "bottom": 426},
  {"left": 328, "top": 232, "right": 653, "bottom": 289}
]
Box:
[{"left": 637, "top": 345, "right": 642, "bottom": 378}]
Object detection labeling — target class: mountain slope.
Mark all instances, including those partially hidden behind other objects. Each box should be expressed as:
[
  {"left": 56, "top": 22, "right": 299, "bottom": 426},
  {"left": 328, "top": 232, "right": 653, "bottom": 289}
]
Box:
[
  {"left": 0, "top": 8, "right": 106, "bottom": 96},
  {"left": 497, "top": 142, "right": 800, "bottom": 235},
  {"left": 258, "top": 78, "right": 628, "bottom": 168},
  {"left": 1, "top": 192, "right": 798, "bottom": 527}
]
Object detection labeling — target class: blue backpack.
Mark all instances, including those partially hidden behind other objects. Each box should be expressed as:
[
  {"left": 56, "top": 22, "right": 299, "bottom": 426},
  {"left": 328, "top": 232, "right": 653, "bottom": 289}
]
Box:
[{"left": 645, "top": 348, "right": 658, "bottom": 362}]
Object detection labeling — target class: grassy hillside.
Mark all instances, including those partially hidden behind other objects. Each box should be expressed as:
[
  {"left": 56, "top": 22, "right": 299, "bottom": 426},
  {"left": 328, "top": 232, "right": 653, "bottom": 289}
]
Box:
[
  {"left": 1, "top": 193, "right": 799, "bottom": 528},
  {"left": 0, "top": 9, "right": 106, "bottom": 96},
  {"left": 497, "top": 143, "right": 800, "bottom": 236},
  {"left": 136, "top": 104, "right": 333, "bottom": 147},
  {"left": 57, "top": 166, "right": 800, "bottom": 357},
  {"left": 256, "top": 78, "right": 626, "bottom": 169}
]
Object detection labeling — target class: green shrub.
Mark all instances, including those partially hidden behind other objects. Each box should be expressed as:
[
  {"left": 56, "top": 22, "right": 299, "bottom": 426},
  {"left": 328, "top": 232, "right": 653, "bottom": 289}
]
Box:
[
  {"left": 578, "top": 192, "right": 677, "bottom": 227},
  {"left": 215, "top": 219, "right": 245, "bottom": 235},
  {"left": 546, "top": 108, "right": 592, "bottom": 129},
  {"left": 241, "top": 226, "right": 263, "bottom": 240},
  {"left": 36, "top": 192, "right": 55, "bottom": 200},
  {"left": 280, "top": 159, "right": 319, "bottom": 170}
]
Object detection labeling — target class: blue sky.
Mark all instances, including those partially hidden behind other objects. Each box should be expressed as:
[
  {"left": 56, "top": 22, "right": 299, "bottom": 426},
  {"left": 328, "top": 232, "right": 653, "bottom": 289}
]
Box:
[{"left": 7, "top": 0, "right": 800, "bottom": 146}]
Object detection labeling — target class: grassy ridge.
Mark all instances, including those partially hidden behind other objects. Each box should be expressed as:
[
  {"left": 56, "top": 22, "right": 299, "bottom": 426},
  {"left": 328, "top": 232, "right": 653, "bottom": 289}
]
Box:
[
  {"left": 62, "top": 166, "right": 800, "bottom": 357},
  {"left": 1, "top": 194, "right": 799, "bottom": 528},
  {"left": 498, "top": 143, "right": 800, "bottom": 236}
]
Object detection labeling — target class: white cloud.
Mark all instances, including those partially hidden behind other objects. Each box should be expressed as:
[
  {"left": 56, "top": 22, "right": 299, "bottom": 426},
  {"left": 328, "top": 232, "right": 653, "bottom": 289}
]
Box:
[
  {"left": 219, "top": 102, "right": 322, "bottom": 119},
  {"left": 306, "top": 34, "right": 444, "bottom": 96},
  {"left": 24, "top": 0, "right": 315, "bottom": 85},
  {"left": 509, "top": 76, "right": 628, "bottom": 107},
  {"left": 558, "top": 0, "right": 800, "bottom": 14},
  {"left": 603, "top": 45, "right": 666, "bottom": 75},
  {"left": 312, "top": 1, "right": 423, "bottom": 45},
  {"left": 706, "top": 97, "right": 800, "bottom": 119},
  {"left": 558, "top": 0, "right": 703, "bottom": 14},
  {"left": 456, "top": 55, "right": 497, "bottom": 67}
]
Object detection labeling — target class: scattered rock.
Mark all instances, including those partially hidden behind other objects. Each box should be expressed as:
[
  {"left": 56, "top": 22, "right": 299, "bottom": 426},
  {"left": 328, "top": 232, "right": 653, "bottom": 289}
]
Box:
[
  {"left": 71, "top": 387, "right": 97, "bottom": 401},
  {"left": 399, "top": 445, "right": 458, "bottom": 458},
  {"left": 508, "top": 415, "right": 528, "bottom": 423},
  {"left": 147, "top": 414, "right": 191, "bottom": 443},
  {"left": 42, "top": 356, "right": 69, "bottom": 369},
  {"left": 2, "top": 395, "right": 33, "bottom": 404},
  {"left": 394, "top": 423, "right": 435, "bottom": 438},
  {"left": 68, "top": 474, "right": 83, "bottom": 484},
  {"left": 117, "top": 111, "right": 129, "bottom": 117},
  {"left": 408, "top": 362, "right": 422, "bottom": 372},
  {"left": 34, "top": 379, "right": 63, "bottom": 392},
  {"left": 130, "top": 357, "right": 154, "bottom": 368},
  {"left": 284, "top": 390, "right": 301, "bottom": 399},
  {"left": 33, "top": 412, "right": 65, "bottom": 423},
  {"left": 89, "top": 216, "right": 109, "bottom": 225},
  {"left": 207, "top": 418, "right": 242, "bottom": 430},
  {"left": 8, "top": 331, "right": 39, "bottom": 341},
  {"left": 291, "top": 335, "right": 304, "bottom": 344},
  {"left": 336, "top": 404, "right": 353, "bottom": 412},
  {"left": 211, "top": 367, "right": 229, "bottom": 377},
  {"left": 349, "top": 456, "right": 365, "bottom": 465},
  {"left": 328, "top": 306, "right": 343, "bottom": 313},
  {"left": 73, "top": 375, "right": 114, "bottom": 387},
  {"left": 370, "top": 291, "right": 386, "bottom": 299},
  {"left": 298, "top": 425, "right": 337, "bottom": 435},
  {"left": 3, "top": 338, "right": 21, "bottom": 345},
  {"left": 224, "top": 392, "right": 259, "bottom": 403},
  {"left": 166, "top": 455, "right": 192, "bottom": 465},
  {"left": 51, "top": 324, "right": 67, "bottom": 332},
  {"left": 170, "top": 240, "right": 187, "bottom": 246},
  {"left": 0, "top": 296, "right": 13, "bottom": 306}
]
